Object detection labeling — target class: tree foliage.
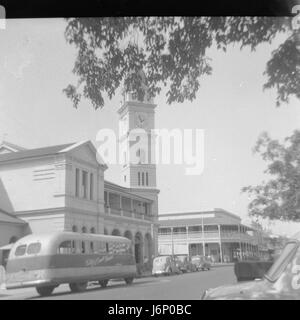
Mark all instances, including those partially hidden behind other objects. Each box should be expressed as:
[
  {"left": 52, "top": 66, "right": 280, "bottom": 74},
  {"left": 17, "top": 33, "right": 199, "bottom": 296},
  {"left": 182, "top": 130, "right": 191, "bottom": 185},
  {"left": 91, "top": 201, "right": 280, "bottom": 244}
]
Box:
[
  {"left": 242, "top": 130, "right": 300, "bottom": 222},
  {"left": 64, "top": 17, "right": 300, "bottom": 109}
]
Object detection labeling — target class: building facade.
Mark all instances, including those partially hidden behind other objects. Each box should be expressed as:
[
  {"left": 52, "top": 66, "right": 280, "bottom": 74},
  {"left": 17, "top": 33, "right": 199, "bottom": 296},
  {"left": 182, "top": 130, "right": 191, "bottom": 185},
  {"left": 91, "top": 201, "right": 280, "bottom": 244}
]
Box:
[
  {"left": 0, "top": 209, "right": 28, "bottom": 266},
  {"left": 0, "top": 85, "right": 159, "bottom": 270},
  {"left": 158, "top": 210, "right": 264, "bottom": 263}
]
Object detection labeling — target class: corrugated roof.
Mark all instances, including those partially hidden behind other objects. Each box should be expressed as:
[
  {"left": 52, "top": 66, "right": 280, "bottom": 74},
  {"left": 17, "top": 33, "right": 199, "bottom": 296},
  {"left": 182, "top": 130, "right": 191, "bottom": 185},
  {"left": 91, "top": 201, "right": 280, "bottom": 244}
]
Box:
[
  {"left": 0, "top": 209, "right": 27, "bottom": 224},
  {"left": 0, "top": 143, "right": 75, "bottom": 163},
  {"left": 158, "top": 210, "right": 245, "bottom": 227}
]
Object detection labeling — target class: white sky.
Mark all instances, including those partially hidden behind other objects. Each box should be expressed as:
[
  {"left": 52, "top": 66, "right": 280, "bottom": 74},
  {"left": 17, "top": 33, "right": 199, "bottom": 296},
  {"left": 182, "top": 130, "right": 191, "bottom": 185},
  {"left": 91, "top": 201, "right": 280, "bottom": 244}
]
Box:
[{"left": 0, "top": 18, "right": 299, "bottom": 236}]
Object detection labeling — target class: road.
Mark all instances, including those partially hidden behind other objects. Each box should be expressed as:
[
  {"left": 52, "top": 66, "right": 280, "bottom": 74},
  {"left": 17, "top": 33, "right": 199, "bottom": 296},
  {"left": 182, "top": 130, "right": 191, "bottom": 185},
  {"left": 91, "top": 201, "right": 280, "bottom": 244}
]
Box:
[{"left": 0, "top": 266, "right": 236, "bottom": 300}]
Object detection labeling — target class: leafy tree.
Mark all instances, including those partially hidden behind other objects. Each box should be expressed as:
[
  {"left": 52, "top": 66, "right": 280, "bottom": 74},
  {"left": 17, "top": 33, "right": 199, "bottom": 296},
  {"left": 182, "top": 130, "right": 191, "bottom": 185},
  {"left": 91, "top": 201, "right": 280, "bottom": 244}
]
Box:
[
  {"left": 63, "top": 17, "right": 300, "bottom": 109},
  {"left": 242, "top": 130, "right": 300, "bottom": 222}
]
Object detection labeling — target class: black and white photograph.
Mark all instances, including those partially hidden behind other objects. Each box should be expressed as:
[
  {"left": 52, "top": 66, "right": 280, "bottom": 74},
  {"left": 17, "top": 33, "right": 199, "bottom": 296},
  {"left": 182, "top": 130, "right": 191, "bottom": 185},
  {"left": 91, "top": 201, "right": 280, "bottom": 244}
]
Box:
[{"left": 0, "top": 0, "right": 300, "bottom": 304}]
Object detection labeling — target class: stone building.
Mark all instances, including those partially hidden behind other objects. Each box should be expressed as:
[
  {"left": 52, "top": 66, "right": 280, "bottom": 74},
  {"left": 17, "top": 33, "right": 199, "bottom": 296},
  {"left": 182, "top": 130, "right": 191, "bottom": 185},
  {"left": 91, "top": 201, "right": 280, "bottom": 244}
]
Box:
[{"left": 0, "top": 87, "right": 159, "bottom": 270}]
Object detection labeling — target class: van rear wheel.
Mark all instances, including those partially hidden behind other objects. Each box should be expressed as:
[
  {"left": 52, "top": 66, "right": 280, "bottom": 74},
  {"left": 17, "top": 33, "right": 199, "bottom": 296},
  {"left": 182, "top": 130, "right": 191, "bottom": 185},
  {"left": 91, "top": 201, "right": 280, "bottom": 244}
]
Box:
[
  {"left": 69, "top": 282, "right": 88, "bottom": 293},
  {"left": 36, "top": 285, "right": 55, "bottom": 297},
  {"left": 99, "top": 280, "right": 109, "bottom": 288}
]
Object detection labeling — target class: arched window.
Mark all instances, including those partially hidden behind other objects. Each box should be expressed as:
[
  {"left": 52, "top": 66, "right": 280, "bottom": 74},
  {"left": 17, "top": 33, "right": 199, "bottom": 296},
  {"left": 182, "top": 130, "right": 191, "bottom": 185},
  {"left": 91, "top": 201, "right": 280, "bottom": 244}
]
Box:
[
  {"left": 112, "top": 229, "right": 121, "bottom": 236},
  {"left": 90, "top": 227, "right": 95, "bottom": 234},
  {"left": 138, "top": 148, "right": 146, "bottom": 164},
  {"left": 9, "top": 236, "right": 18, "bottom": 244},
  {"left": 82, "top": 226, "right": 87, "bottom": 233},
  {"left": 72, "top": 225, "right": 78, "bottom": 232}
]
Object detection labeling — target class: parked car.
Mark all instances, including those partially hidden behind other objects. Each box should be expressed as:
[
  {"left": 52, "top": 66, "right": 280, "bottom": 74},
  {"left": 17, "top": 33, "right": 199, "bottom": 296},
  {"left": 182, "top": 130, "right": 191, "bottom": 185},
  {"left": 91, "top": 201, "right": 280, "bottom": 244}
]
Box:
[
  {"left": 201, "top": 232, "right": 300, "bottom": 300},
  {"left": 191, "top": 255, "right": 211, "bottom": 271},
  {"left": 174, "top": 255, "right": 197, "bottom": 273},
  {"left": 152, "top": 255, "right": 181, "bottom": 276}
]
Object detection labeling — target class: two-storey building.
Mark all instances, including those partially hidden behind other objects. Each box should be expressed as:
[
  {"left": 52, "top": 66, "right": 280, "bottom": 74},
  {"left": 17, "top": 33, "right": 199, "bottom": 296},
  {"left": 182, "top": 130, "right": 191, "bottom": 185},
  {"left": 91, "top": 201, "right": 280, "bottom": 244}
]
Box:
[
  {"left": 158, "top": 209, "right": 262, "bottom": 262},
  {"left": 0, "top": 79, "right": 160, "bottom": 269}
]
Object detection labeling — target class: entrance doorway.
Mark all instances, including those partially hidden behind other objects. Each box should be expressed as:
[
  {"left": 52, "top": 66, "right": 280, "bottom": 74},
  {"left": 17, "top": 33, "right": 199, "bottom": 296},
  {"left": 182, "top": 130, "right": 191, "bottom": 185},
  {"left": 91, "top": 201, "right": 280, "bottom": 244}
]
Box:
[{"left": 134, "top": 232, "right": 143, "bottom": 264}]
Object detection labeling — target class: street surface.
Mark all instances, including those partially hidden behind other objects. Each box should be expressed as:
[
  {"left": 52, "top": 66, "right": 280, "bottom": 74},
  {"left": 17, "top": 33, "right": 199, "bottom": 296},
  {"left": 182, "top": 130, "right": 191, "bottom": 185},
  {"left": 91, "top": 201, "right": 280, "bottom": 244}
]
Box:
[{"left": 0, "top": 266, "right": 236, "bottom": 300}]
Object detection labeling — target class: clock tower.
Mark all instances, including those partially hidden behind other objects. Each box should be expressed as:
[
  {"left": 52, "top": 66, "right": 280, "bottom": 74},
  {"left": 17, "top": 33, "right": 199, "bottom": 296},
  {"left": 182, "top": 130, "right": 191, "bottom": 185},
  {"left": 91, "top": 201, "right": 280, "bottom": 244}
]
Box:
[
  {"left": 118, "top": 72, "right": 158, "bottom": 190},
  {"left": 118, "top": 70, "right": 159, "bottom": 220}
]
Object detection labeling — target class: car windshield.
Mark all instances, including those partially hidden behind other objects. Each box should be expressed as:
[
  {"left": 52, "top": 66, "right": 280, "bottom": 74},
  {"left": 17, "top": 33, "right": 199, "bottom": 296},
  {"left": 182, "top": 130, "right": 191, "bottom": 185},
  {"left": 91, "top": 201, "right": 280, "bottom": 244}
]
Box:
[{"left": 264, "top": 242, "right": 298, "bottom": 282}]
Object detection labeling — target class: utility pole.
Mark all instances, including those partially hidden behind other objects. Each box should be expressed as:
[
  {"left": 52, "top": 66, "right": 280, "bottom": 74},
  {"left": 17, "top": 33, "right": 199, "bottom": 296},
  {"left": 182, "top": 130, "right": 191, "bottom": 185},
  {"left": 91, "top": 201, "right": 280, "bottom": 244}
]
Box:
[{"left": 202, "top": 215, "right": 205, "bottom": 256}]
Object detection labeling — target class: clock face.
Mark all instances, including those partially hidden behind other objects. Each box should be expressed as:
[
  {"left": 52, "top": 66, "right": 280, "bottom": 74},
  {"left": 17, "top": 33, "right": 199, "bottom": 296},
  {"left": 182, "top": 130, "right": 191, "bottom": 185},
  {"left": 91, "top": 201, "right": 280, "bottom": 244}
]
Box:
[{"left": 135, "top": 112, "right": 148, "bottom": 129}]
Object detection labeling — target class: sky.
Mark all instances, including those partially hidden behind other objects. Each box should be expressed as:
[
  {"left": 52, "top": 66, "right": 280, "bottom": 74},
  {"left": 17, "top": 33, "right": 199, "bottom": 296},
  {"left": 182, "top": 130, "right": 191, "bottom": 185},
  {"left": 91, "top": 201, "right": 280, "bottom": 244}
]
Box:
[{"left": 0, "top": 18, "right": 299, "bottom": 236}]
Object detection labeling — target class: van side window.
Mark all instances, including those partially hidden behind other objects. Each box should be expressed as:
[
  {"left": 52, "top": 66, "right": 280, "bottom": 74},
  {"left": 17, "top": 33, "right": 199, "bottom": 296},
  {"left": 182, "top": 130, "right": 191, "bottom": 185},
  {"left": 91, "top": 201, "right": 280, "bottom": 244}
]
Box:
[
  {"left": 58, "top": 241, "right": 72, "bottom": 254},
  {"left": 15, "top": 245, "right": 27, "bottom": 256},
  {"left": 95, "top": 242, "right": 106, "bottom": 254},
  {"left": 27, "top": 242, "right": 41, "bottom": 255}
]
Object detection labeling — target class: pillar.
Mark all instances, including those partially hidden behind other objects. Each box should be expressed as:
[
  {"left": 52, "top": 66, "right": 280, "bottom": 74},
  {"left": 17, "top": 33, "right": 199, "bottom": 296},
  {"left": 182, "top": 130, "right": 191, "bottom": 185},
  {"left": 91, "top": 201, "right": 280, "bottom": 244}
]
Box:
[
  {"left": 171, "top": 227, "right": 174, "bottom": 256},
  {"left": 119, "top": 195, "right": 123, "bottom": 216},
  {"left": 218, "top": 225, "right": 223, "bottom": 263},
  {"left": 238, "top": 224, "right": 242, "bottom": 260},
  {"left": 202, "top": 226, "right": 206, "bottom": 256}
]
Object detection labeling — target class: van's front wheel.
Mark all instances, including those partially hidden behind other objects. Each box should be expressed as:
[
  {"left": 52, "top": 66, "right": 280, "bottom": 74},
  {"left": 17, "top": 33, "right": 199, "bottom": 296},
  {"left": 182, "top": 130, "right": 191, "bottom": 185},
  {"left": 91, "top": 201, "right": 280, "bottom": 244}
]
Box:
[
  {"left": 36, "top": 285, "right": 56, "bottom": 297},
  {"left": 69, "top": 282, "right": 88, "bottom": 293},
  {"left": 99, "top": 280, "right": 109, "bottom": 288}
]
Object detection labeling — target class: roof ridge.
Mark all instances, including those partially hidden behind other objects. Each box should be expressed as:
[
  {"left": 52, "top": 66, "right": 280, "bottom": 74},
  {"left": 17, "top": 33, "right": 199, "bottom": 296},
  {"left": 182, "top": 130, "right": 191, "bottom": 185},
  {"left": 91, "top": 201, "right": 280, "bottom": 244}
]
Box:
[
  {"left": 0, "top": 208, "right": 27, "bottom": 223},
  {"left": 0, "top": 142, "right": 77, "bottom": 163},
  {"left": 0, "top": 140, "right": 27, "bottom": 151}
]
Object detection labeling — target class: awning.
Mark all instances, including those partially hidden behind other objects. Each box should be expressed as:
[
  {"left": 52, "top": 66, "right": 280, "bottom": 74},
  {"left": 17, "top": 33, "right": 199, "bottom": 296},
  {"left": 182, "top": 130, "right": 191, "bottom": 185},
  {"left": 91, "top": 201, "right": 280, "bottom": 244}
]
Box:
[{"left": 0, "top": 243, "right": 13, "bottom": 251}]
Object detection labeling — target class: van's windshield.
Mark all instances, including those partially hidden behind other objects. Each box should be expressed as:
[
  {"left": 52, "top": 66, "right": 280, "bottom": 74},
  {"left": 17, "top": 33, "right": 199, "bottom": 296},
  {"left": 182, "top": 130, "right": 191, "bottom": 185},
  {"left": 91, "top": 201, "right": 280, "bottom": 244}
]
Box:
[{"left": 264, "top": 242, "right": 298, "bottom": 282}]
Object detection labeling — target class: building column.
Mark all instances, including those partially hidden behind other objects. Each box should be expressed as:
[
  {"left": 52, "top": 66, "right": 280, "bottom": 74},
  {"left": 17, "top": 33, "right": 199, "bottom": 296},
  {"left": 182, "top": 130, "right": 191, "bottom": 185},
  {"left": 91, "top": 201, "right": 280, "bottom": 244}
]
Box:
[
  {"left": 107, "top": 192, "right": 111, "bottom": 214},
  {"left": 238, "top": 224, "right": 242, "bottom": 260},
  {"left": 218, "top": 225, "right": 223, "bottom": 263},
  {"left": 240, "top": 242, "right": 244, "bottom": 260},
  {"left": 202, "top": 226, "right": 206, "bottom": 256},
  {"left": 171, "top": 227, "right": 174, "bottom": 256},
  {"left": 119, "top": 195, "right": 123, "bottom": 216},
  {"left": 130, "top": 198, "right": 133, "bottom": 217}
]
